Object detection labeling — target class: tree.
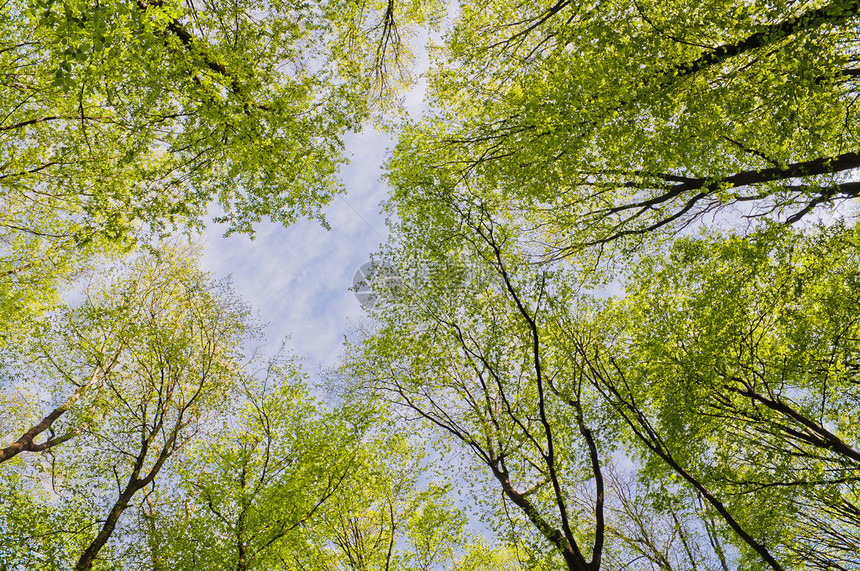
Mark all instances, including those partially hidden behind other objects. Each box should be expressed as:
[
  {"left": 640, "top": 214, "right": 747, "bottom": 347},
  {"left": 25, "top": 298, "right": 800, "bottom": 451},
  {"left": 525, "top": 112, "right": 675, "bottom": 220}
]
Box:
[
  {"left": 368, "top": 4, "right": 860, "bottom": 561},
  {"left": 388, "top": 0, "right": 860, "bottom": 259},
  {"left": 6, "top": 0, "right": 860, "bottom": 568},
  {"left": 2, "top": 0, "right": 358, "bottom": 239},
  {"left": 0, "top": 244, "right": 491, "bottom": 571},
  {"left": 347, "top": 206, "right": 626, "bottom": 571},
  {"left": 0, "top": 474, "right": 95, "bottom": 571},
  {"left": 295, "top": 432, "right": 468, "bottom": 571},
  {"left": 1, "top": 245, "right": 249, "bottom": 463},
  {"left": 598, "top": 466, "right": 736, "bottom": 571},
  {"left": 0, "top": 245, "right": 252, "bottom": 570},
  {"left": 568, "top": 222, "right": 860, "bottom": 570},
  {"left": 103, "top": 363, "right": 479, "bottom": 571},
  {"left": 348, "top": 169, "right": 860, "bottom": 569},
  {"left": 0, "top": 303, "right": 127, "bottom": 464},
  {"left": 0, "top": 0, "right": 442, "bottom": 338},
  {"left": 129, "top": 366, "right": 363, "bottom": 571}
]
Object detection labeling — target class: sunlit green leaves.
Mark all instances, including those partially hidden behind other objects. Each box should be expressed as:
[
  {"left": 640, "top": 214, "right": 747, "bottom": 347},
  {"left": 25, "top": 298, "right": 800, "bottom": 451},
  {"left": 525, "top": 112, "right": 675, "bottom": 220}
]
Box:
[
  {"left": 390, "top": 0, "right": 860, "bottom": 260},
  {"left": 585, "top": 222, "right": 860, "bottom": 568}
]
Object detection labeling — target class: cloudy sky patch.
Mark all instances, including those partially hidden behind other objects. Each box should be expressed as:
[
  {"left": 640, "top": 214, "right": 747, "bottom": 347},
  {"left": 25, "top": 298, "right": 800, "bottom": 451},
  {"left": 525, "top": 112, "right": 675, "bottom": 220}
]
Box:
[{"left": 201, "top": 128, "right": 394, "bottom": 372}]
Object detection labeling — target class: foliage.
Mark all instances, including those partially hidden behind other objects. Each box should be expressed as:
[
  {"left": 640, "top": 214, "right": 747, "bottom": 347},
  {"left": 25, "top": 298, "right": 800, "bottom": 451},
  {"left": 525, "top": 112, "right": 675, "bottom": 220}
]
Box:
[
  {"left": 1, "top": 246, "right": 252, "bottom": 569},
  {"left": 363, "top": 4, "right": 860, "bottom": 566},
  {"left": 3, "top": 0, "right": 860, "bottom": 568},
  {"left": 573, "top": 222, "right": 860, "bottom": 570},
  {"left": 0, "top": 473, "right": 95, "bottom": 571},
  {"left": 389, "top": 0, "right": 860, "bottom": 260},
  {"left": 348, "top": 207, "right": 623, "bottom": 571},
  {"left": 0, "top": 0, "right": 443, "bottom": 335},
  {"left": 349, "top": 172, "right": 860, "bottom": 569},
  {"left": 3, "top": 0, "right": 357, "bottom": 239},
  {"left": 297, "top": 432, "right": 468, "bottom": 571},
  {"left": 0, "top": 247, "right": 497, "bottom": 571},
  {"left": 124, "top": 368, "right": 361, "bottom": 571}
]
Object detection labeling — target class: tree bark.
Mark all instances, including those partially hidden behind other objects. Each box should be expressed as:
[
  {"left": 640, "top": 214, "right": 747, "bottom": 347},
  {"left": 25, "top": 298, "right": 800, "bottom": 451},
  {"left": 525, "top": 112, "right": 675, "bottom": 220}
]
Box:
[
  {"left": 75, "top": 480, "right": 145, "bottom": 571},
  {"left": 0, "top": 365, "right": 106, "bottom": 463}
]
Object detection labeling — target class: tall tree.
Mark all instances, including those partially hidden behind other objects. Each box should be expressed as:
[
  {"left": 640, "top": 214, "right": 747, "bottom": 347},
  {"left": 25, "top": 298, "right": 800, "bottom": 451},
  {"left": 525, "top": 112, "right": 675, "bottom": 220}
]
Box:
[
  {"left": 98, "top": 368, "right": 476, "bottom": 571},
  {"left": 568, "top": 222, "right": 860, "bottom": 570},
  {"left": 0, "top": 246, "right": 252, "bottom": 570},
  {"left": 348, "top": 189, "right": 860, "bottom": 570},
  {"left": 388, "top": 0, "right": 860, "bottom": 259},
  {"left": 129, "top": 367, "right": 363, "bottom": 571},
  {"left": 348, "top": 208, "right": 624, "bottom": 571},
  {"left": 373, "top": 5, "right": 860, "bottom": 560}
]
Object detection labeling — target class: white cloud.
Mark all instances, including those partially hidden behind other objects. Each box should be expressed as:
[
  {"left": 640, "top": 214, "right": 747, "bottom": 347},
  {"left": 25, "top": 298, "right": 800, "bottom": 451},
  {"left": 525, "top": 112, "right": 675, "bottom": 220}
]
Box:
[{"left": 200, "top": 128, "right": 393, "bottom": 373}]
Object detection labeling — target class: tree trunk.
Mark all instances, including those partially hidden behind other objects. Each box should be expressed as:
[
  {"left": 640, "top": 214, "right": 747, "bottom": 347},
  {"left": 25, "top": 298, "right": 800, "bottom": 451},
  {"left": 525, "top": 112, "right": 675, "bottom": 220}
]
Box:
[{"left": 75, "top": 480, "right": 144, "bottom": 570}]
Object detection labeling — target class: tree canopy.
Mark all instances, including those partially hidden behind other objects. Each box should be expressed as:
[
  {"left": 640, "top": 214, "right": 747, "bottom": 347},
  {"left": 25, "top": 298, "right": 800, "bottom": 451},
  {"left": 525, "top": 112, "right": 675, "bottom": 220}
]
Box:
[
  {"left": 390, "top": 0, "right": 860, "bottom": 257},
  {"left": 0, "top": 0, "right": 439, "bottom": 334},
  {"left": 2, "top": 0, "right": 860, "bottom": 569}
]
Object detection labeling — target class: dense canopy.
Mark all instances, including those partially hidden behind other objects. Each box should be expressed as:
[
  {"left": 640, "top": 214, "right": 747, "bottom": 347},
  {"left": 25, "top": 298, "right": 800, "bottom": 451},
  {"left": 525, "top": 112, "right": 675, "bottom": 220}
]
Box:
[{"left": 1, "top": 0, "right": 859, "bottom": 569}]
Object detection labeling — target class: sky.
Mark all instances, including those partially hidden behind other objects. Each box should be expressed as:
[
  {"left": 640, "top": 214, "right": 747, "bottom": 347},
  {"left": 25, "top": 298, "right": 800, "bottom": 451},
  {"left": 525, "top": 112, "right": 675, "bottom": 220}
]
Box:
[
  {"left": 199, "top": 34, "right": 434, "bottom": 380},
  {"left": 199, "top": 127, "right": 393, "bottom": 377}
]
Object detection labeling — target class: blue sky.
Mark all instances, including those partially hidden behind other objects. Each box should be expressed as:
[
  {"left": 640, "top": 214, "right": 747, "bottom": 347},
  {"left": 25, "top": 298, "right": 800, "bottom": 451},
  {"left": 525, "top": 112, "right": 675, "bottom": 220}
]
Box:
[
  {"left": 199, "top": 35, "right": 433, "bottom": 378},
  {"left": 200, "top": 127, "right": 395, "bottom": 376}
]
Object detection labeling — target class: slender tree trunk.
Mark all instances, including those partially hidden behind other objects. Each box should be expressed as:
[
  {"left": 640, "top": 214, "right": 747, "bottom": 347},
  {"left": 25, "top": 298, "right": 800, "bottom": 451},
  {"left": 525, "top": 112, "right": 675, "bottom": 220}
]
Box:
[
  {"left": 488, "top": 459, "right": 590, "bottom": 571},
  {"left": 75, "top": 481, "right": 144, "bottom": 570},
  {"left": 74, "top": 421, "right": 177, "bottom": 570}
]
